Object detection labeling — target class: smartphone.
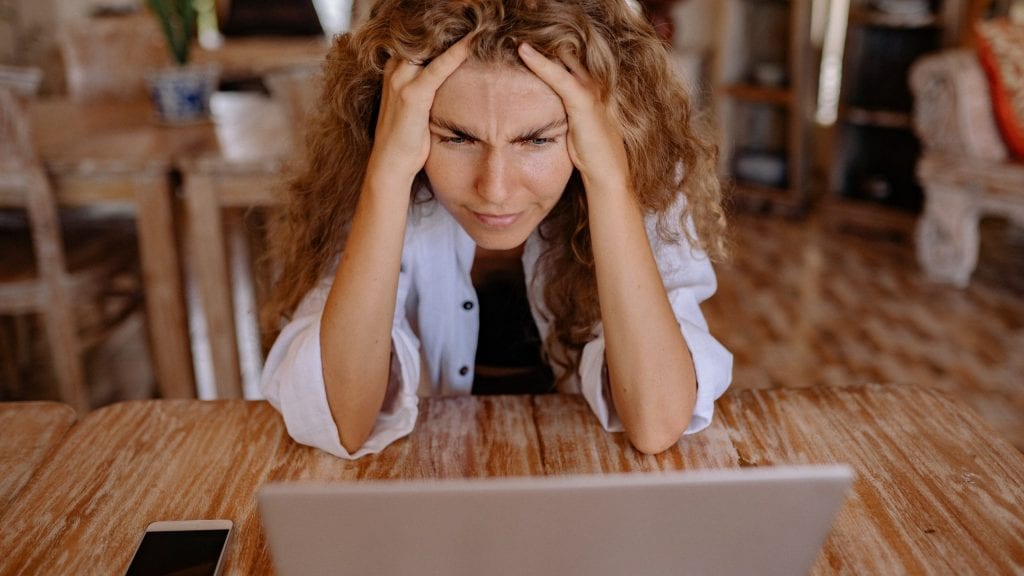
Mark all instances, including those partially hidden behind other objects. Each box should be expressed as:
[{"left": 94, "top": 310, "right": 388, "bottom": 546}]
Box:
[{"left": 124, "top": 519, "right": 233, "bottom": 576}]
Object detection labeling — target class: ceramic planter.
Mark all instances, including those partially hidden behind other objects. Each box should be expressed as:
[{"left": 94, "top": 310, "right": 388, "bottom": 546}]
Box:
[{"left": 145, "top": 64, "right": 220, "bottom": 123}]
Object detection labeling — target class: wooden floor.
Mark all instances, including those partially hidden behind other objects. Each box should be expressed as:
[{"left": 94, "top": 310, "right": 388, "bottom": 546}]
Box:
[
  {"left": 706, "top": 212, "right": 1024, "bottom": 450},
  {"left": 3, "top": 210, "right": 1022, "bottom": 450}
]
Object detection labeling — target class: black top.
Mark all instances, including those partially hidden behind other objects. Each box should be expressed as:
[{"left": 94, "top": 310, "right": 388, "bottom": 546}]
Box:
[{"left": 471, "top": 264, "right": 554, "bottom": 395}]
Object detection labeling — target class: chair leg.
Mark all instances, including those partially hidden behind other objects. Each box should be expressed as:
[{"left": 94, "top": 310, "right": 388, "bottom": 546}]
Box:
[
  {"left": 915, "top": 183, "right": 980, "bottom": 288},
  {"left": 0, "top": 317, "right": 18, "bottom": 399},
  {"left": 23, "top": 168, "right": 91, "bottom": 412},
  {"left": 40, "top": 297, "right": 90, "bottom": 412}
]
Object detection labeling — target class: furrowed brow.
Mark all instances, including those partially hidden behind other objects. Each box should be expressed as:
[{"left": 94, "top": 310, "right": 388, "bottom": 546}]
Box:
[
  {"left": 429, "top": 117, "right": 480, "bottom": 140},
  {"left": 512, "top": 118, "right": 567, "bottom": 142}
]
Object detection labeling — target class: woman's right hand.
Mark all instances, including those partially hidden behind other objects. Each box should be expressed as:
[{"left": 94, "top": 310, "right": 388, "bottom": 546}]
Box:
[
  {"left": 366, "top": 36, "right": 472, "bottom": 188},
  {"left": 324, "top": 36, "right": 471, "bottom": 455}
]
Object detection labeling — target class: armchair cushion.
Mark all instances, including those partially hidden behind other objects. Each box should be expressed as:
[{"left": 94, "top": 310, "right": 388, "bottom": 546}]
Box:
[{"left": 976, "top": 19, "right": 1024, "bottom": 159}]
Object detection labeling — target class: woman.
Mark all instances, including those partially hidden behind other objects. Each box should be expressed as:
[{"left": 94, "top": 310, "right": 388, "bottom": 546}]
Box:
[{"left": 262, "top": 0, "right": 732, "bottom": 459}]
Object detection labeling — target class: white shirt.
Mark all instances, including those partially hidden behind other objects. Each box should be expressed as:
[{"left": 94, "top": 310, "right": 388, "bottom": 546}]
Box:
[{"left": 260, "top": 198, "right": 733, "bottom": 459}]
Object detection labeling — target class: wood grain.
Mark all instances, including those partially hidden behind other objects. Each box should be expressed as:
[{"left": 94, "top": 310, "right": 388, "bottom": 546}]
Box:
[
  {"left": 532, "top": 394, "right": 739, "bottom": 474},
  {"left": 1, "top": 389, "right": 1021, "bottom": 575},
  {"left": 717, "top": 385, "right": 1024, "bottom": 575},
  {"left": 0, "top": 400, "right": 284, "bottom": 575},
  {"left": 0, "top": 396, "right": 542, "bottom": 575},
  {"left": 0, "top": 402, "right": 76, "bottom": 515}
]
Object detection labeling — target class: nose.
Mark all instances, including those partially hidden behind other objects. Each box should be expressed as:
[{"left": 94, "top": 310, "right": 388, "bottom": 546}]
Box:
[{"left": 475, "top": 149, "right": 513, "bottom": 206}]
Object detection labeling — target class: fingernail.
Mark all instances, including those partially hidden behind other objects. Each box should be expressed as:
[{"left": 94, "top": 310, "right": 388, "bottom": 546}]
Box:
[{"left": 519, "top": 43, "right": 536, "bottom": 56}]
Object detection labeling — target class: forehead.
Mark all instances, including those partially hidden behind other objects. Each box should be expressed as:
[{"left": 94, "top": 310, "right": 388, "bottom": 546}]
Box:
[{"left": 431, "top": 60, "right": 565, "bottom": 124}]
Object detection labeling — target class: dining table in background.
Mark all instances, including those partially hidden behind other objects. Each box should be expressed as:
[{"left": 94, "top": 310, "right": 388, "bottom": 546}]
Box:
[
  {"left": 0, "top": 385, "right": 1021, "bottom": 574},
  {"left": 0, "top": 402, "right": 76, "bottom": 516},
  {"left": 29, "top": 98, "right": 202, "bottom": 400},
  {"left": 29, "top": 90, "right": 296, "bottom": 402},
  {"left": 193, "top": 36, "right": 330, "bottom": 86}
]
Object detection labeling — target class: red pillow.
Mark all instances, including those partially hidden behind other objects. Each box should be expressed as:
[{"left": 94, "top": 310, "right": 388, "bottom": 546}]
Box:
[{"left": 975, "top": 19, "right": 1024, "bottom": 160}]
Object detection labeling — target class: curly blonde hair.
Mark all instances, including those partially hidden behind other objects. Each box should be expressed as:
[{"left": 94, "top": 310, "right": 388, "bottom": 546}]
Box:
[{"left": 264, "top": 0, "right": 727, "bottom": 382}]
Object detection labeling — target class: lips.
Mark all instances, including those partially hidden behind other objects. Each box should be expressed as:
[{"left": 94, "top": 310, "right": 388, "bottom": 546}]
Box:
[{"left": 472, "top": 211, "right": 521, "bottom": 228}]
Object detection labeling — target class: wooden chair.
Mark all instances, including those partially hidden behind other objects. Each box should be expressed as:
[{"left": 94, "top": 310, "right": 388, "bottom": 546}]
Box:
[
  {"left": 0, "top": 87, "right": 143, "bottom": 411},
  {"left": 57, "top": 12, "right": 170, "bottom": 102}
]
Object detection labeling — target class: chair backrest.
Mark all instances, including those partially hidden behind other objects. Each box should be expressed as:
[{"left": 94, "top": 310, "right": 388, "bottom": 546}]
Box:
[
  {"left": 58, "top": 13, "right": 171, "bottom": 102},
  {"left": 0, "top": 65, "right": 43, "bottom": 98},
  {"left": 0, "top": 87, "right": 38, "bottom": 205},
  {"left": 0, "top": 86, "right": 67, "bottom": 265},
  {"left": 0, "top": 86, "right": 89, "bottom": 411}
]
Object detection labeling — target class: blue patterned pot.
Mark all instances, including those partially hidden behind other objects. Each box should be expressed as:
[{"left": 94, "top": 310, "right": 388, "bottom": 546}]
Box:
[{"left": 145, "top": 64, "right": 221, "bottom": 123}]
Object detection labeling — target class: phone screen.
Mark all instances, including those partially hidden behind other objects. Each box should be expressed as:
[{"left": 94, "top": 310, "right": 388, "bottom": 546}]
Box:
[{"left": 125, "top": 529, "right": 230, "bottom": 576}]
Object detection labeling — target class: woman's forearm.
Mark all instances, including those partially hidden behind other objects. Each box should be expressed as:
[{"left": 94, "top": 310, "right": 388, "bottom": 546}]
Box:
[
  {"left": 585, "top": 176, "right": 697, "bottom": 455},
  {"left": 320, "top": 172, "right": 413, "bottom": 454},
  {"left": 514, "top": 43, "right": 696, "bottom": 452},
  {"left": 320, "top": 40, "right": 471, "bottom": 454}
]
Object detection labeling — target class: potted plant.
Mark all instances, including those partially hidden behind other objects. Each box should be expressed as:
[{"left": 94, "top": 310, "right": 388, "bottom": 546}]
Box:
[{"left": 144, "top": 0, "right": 220, "bottom": 123}]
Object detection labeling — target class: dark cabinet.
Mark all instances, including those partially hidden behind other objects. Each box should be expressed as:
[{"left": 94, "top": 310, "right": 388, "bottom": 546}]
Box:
[{"left": 827, "top": 0, "right": 965, "bottom": 227}]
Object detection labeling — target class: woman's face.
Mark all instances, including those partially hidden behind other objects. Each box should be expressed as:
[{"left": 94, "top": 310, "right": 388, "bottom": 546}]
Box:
[{"left": 424, "top": 60, "right": 575, "bottom": 251}]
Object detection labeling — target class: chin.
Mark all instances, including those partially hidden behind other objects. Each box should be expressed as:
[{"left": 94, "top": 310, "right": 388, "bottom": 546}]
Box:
[
  {"left": 465, "top": 228, "right": 531, "bottom": 251},
  {"left": 460, "top": 216, "right": 535, "bottom": 249}
]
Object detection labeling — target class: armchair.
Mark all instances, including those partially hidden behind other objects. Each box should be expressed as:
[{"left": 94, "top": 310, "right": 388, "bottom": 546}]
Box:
[{"left": 910, "top": 49, "right": 1024, "bottom": 287}]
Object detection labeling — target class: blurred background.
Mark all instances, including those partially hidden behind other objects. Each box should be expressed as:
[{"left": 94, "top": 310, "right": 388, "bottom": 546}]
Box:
[{"left": 1, "top": 0, "right": 1022, "bottom": 451}]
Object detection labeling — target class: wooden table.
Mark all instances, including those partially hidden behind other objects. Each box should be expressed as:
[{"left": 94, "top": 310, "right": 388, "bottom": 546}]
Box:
[
  {"left": 30, "top": 98, "right": 205, "bottom": 400},
  {"left": 193, "top": 36, "right": 329, "bottom": 85},
  {"left": 0, "top": 402, "right": 76, "bottom": 515},
  {"left": 30, "top": 93, "right": 294, "bottom": 401},
  {"left": 1, "top": 386, "right": 1021, "bottom": 574}
]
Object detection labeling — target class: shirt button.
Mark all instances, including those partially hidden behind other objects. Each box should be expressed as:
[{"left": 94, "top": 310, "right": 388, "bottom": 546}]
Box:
[
  {"left": 462, "top": 301, "right": 474, "bottom": 310},
  {"left": 459, "top": 366, "right": 469, "bottom": 376}
]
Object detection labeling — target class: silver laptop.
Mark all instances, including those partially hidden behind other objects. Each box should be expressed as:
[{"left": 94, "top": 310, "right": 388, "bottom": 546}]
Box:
[{"left": 258, "top": 465, "right": 854, "bottom": 576}]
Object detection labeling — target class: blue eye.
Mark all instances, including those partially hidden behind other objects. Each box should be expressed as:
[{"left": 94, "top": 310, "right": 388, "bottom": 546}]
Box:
[
  {"left": 527, "top": 137, "right": 554, "bottom": 146},
  {"left": 442, "top": 136, "right": 467, "bottom": 144}
]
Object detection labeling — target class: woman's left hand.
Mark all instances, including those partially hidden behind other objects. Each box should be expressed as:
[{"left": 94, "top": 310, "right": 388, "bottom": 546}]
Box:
[
  {"left": 520, "top": 43, "right": 696, "bottom": 455},
  {"left": 517, "top": 43, "right": 631, "bottom": 191}
]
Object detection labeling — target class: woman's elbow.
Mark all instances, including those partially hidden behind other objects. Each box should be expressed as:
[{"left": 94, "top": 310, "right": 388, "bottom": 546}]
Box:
[
  {"left": 626, "top": 414, "right": 691, "bottom": 455},
  {"left": 338, "top": 425, "right": 371, "bottom": 455},
  {"left": 333, "top": 403, "right": 379, "bottom": 455}
]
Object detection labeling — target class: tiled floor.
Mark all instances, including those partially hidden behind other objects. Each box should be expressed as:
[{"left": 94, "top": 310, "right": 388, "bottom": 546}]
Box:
[
  {"left": 4, "top": 210, "right": 1022, "bottom": 450},
  {"left": 706, "top": 212, "right": 1024, "bottom": 450}
]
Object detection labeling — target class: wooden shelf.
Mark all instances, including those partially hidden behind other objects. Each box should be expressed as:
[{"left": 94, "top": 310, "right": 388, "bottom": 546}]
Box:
[
  {"left": 714, "top": 0, "right": 813, "bottom": 215},
  {"left": 723, "top": 83, "right": 793, "bottom": 106},
  {"left": 848, "top": 7, "right": 942, "bottom": 29},
  {"left": 826, "top": 0, "right": 965, "bottom": 232},
  {"left": 841, "top": 106, "right": 913, "bottom": 129}
]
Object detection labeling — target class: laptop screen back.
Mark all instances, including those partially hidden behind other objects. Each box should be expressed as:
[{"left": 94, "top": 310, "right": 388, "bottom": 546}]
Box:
[{"left": 258, "top": 465, "right": 853, "bottom": 576}]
